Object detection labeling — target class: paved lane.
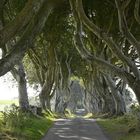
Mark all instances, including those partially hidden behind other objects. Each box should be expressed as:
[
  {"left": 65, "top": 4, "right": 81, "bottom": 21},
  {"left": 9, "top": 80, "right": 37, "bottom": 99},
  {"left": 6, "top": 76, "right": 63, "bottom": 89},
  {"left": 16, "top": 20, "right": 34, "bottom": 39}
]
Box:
[{"left": 41, "top": 118, "right": 109, "bottom": 140}]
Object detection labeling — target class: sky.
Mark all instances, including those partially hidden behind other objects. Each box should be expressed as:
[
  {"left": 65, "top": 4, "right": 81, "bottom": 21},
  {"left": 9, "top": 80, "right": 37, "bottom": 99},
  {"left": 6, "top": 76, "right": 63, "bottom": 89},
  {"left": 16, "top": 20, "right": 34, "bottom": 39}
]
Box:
[
  {"left": 0, "top": 50, "right": 16, "bottom": 100},
  {"left": 0, "top": 72, "right": 38, "bottom": 100},
  {"left": 0, "top": 84, "right": 18, "bottom": 100},
  {"left": 0, "top": 72, "right": 18, "bottom": 100}
]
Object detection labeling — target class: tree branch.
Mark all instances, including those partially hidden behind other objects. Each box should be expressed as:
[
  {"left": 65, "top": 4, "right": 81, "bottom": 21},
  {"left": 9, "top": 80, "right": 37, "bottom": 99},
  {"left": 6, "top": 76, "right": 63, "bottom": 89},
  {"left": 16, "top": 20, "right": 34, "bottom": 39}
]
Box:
[
  {"left": 69, "top": 0, "right": 135, "bottom": 83},
  {"left": 75, "top": 0, "right": 140, "bottom": 79},
  {"left": 0, "top": 0, "right": 45, "bottom": 47},
  {"left": 115, "top": 0, "right": 140, "bottom": 57},
  {"left": 0, "top": 1, "right": 53, "bottom": 76}
]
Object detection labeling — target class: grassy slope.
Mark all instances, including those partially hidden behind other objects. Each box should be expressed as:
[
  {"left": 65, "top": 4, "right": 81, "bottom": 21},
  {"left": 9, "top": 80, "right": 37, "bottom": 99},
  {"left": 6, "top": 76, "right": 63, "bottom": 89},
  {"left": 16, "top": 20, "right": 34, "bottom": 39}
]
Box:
[
  {"left": 0, "top": 117, "right": 53, "bottom": 140},
  {"left": 97, "top": 116, "right": 140, "bottom": 140},
  {"left": 0, "top": 100, "right": 56, "bottom": 140},
  {"left": 0, "top": 112, "right": 54, "bottom": 140},
  {"left": 11, "top": 117, "right": 53, "bottom": 140}
]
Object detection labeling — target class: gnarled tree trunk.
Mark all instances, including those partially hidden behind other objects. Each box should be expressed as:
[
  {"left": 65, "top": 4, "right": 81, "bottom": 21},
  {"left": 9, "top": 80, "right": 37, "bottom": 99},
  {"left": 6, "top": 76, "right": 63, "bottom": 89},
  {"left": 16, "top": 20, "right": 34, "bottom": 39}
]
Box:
[{"left": 105, "top": 75, "right": 126, "bottom": 115}]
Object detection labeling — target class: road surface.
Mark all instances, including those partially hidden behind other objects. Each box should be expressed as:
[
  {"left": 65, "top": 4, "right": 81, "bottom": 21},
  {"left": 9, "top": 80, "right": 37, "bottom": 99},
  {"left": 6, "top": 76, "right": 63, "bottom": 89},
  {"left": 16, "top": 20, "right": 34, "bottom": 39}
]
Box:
[{"left": 41, "top": 118, "right": 109, "bottom": 140}]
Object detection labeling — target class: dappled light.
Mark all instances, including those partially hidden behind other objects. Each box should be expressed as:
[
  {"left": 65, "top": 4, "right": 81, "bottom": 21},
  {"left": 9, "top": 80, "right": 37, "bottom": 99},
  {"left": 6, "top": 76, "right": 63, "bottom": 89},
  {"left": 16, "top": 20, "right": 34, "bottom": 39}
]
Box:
[{"left": 42, "top": 118, "right": 108, "bottom": 140}]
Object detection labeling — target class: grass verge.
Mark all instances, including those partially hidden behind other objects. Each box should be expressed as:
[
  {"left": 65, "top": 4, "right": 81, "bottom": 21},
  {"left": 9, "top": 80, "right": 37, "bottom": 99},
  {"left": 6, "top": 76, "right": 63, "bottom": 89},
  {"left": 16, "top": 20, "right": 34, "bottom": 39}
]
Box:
[
  {"left": 97, "top": 115, "right": 140, "bottom": 140},
  {"left": 0, "top": 107, "right": 54, "bottom": 140}
]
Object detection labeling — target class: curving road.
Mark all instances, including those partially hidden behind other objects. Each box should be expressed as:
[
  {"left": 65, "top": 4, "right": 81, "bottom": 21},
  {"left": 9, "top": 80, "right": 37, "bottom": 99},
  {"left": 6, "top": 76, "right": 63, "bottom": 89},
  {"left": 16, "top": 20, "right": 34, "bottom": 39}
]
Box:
[{"left": 41, "top": 118, "right": 109, "bottom": 140}]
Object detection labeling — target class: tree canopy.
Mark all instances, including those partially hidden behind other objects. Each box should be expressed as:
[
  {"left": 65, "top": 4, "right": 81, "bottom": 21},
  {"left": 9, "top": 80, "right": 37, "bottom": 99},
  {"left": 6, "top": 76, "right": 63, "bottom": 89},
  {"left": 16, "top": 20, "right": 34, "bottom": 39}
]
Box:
[{"left": 0, "top": 0, "right": 140, "bottom": 114}]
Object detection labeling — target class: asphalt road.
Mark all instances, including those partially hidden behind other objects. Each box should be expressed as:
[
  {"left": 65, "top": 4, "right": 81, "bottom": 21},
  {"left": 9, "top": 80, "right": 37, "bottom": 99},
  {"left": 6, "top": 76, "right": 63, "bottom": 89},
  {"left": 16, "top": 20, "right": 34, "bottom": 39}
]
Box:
[{"left": 41, "top": 118, "right": 109, "bottom": 140}]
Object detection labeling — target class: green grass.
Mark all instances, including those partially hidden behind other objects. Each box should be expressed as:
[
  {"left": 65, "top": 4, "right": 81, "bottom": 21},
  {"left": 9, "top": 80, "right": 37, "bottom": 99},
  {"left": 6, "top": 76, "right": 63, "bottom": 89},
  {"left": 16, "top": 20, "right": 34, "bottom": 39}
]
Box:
[
  {"left": 10, "top": 117, "right": 53, "bottom": 140},
  {"left": 97, "top": 115, "right": 140, "bottom": 140}
]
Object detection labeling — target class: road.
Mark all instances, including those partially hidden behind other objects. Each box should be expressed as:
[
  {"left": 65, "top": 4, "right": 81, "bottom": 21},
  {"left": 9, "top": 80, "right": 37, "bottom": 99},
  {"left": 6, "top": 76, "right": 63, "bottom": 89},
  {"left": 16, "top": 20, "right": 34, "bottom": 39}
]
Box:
[{"left": 41, "top": 118, "right": 109, "bottom": 140}]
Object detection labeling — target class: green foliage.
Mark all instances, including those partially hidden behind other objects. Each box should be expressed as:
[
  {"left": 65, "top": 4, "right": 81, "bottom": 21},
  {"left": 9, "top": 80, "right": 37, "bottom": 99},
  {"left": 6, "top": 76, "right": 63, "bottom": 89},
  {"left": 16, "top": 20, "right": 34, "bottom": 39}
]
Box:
[{"left": 0, "top": 105, "right": 53, "bottom": 140}]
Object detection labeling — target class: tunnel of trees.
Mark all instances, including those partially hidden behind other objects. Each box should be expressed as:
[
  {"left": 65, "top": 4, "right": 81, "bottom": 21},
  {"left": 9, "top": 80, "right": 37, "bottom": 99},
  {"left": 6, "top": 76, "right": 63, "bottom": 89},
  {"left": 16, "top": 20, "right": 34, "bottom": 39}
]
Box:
[{"left": 0, "top": 0, "right": 140, "bottom": 117}]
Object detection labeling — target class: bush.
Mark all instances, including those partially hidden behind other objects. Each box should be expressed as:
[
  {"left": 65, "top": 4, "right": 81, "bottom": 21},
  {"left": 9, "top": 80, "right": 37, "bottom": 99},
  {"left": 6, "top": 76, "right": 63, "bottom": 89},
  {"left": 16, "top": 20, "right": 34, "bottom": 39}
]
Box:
[
  {"left": 130, "top": 104, "right": 140, "bottom": 119},
  {"left": 2, "top": 104, "right": 31, "bottom": 130}
]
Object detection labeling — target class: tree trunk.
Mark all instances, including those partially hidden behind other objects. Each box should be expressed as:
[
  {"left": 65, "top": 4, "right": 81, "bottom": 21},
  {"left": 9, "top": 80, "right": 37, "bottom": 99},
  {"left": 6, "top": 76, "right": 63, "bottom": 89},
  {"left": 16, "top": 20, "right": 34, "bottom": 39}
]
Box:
[
  {"left": 39, "top": 93, "right": 46, "bottom": 110},
  {"left": 11, "top": 61, "right": 29, "bottom": 111},
  {"left": 39, "top": 83, "right": 48, "bottom": 110},
  {"left": 106, "top": 75, "right": 126, "bottom": 115},
  {"left": 45, "top": 96, "right": 51, "bottom": 110},
  {"left": 101, "top": 95, "right": 112, "bottom": 114},
  {"left": 39, "top": 80, "right": 53, "bottom": 111},
  {"left": 55, "top": 88, "right": 67, "bottom": 114}
]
